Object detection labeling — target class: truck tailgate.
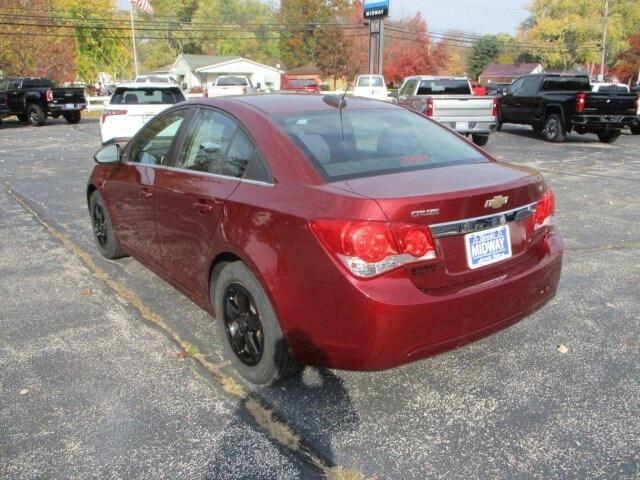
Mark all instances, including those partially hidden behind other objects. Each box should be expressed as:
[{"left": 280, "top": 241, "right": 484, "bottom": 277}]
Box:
[
  {"left": 585, "top": 92, "right": 637, "bottom": 115},
  {"left": 52, "top": 88, "right": 86, "bottom": 104},
  {"left": 430, "top": 96, "right": 495, "bottom": 120}
]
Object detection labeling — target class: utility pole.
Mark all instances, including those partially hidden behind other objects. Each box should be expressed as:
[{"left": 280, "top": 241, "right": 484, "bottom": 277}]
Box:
[
  {"left": 130, "top": 4, "right": 139, "bottom": 78},
  {"left": 598, "top": 0, "right": 609, "bottom": 82}
]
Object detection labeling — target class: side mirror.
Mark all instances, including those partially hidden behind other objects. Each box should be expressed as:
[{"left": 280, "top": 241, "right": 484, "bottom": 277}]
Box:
[{"left": 94, "top": 143, "right": 121, "bottom": 164}]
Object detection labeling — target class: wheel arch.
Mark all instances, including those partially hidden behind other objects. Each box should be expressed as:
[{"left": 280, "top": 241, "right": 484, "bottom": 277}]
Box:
[{"left": 544, "top": 104, "right": 566, "bottom": 126}]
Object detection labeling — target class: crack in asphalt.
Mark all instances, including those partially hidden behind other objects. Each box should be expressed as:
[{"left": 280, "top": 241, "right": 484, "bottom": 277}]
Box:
[
  {"left": 0, "top": 178, "right": 369, "bottom": 480},
  {"left": 566, "top": 242, "right": 640, "bottom": 253}
]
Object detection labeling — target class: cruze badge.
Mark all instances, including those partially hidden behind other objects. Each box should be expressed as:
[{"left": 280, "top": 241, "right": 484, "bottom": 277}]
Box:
[
  {"left": 484, "top": 195, "right": 509, "bottom": 209},
  {"left": 411, "top": 208, "right": 440, "bottom": 218}
]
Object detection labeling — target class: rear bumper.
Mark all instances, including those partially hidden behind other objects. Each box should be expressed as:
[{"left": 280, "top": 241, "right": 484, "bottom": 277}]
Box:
[
  {"left": 277, "top": 231, "right": 563, "bottom": 371},
  {"left": 49, "top": 103, "right": 87, "bottom": 112},
  {"left": 438, "top": 118, "right": 496, "bottom": 135},
  {"left": 571, "top": 114, "right": 639, "bottom": 130}
]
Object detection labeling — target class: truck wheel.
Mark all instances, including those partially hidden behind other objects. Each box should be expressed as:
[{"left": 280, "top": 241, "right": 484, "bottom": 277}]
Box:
[
  {"left": 63, "top": 111, "right": 81, "bottom": 124},
  {"left": 17, "top": 113, "right": 28, "bottom": 123},
  {"left": 27, "top": 104, "right": 46, "bottom": 127},
  {"left": 495, "top": 116, "right": 503, "bottom": 131},
  {"left": 472, "top": 134, "right": 489, "bottom": 146},
  {"left": 597, "top": 130, "right": 621, "bottom": 144},
  {"left": 544, "top": 113, "right": 566, "bottom": 143},
  {"left": 631, "top": 125, "right": 640, "bottom": 135}
]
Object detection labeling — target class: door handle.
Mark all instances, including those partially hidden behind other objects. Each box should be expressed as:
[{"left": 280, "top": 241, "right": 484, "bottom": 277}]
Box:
[
  {"left": 192, "top": 202, "right": 214, "bottom": 213},
  {"left": 141, "top": 188, "right": 153, "bottom": 199}
]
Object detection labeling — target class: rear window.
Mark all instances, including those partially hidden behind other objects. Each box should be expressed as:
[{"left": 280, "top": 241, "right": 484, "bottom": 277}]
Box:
[
  {"left": 216, "top": 77, "right": 248, "bottom": 86},
  {"left": 595, "top": 84, "right": 629, "bottom": 92},
  {"left": 542, "top": 77, "right": 591, "bottom": 92},
  {"left": 287, "top": 79, "right": 318, "bottom": 88},
  {"left": 417, "top": 79, "right": 471, "bottom": 95},
  {"left": 22, "top": 78, "right": 54, "bottom": 88},
  {"left": 358, "top": 76, "right": 384, "bottom": 87},
  {"left": 275, "top": 108, "right": 487, "bottom": 181},
  {"left": 111, "top": 87, "right": 185, "bottom": 105}
]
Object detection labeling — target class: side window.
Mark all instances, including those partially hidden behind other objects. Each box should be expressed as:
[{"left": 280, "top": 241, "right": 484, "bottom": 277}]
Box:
[
  {"left": 129, "top": 110, "right": 186, "bottom": 165},
  {"left": 521, "top": 77, "right": 540, "bottom": 96},
  {"left": 221, "top": 130, "right": 254, "bottom": 178},
  {"left": 400, "top": 80, "right": 417, "bottom": 97},
  {"left": 177, "top": 109, "right": 237, "bottom": 173},
  {"left": 509, "top": 77, "right": 526, "bottom": 96}
]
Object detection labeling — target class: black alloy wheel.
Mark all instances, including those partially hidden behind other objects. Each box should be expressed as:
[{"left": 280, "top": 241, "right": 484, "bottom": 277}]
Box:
[
  {"left": 92, "top": 202, "right": 109, "bottom": 249},
  {"left": 223, "top": 283, "right": 264, "bottom": 366},
  {"left": 544, "top": 113, "right": 566, "bottom": 143},
  {"left": 28, "top": 104, "right": 46, "bottom": 127},
  {"left": 89, "top": 191, "right": 127, "bottom": 260}
]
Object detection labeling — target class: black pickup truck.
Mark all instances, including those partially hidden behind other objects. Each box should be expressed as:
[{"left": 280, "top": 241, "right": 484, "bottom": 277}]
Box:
[
  {"left": 497, "top": 74, "right": 639, "bottom": 143},
  {"left": 0, "top": 77, "right": 86, "bottom": 127}
]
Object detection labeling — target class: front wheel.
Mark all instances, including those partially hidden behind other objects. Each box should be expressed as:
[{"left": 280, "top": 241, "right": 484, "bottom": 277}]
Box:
[
  {"left": 630, "top": 125, "right": 640, "bottom": 135},
  {"left": 212, "top": 262, "right": 299, "bottom": 386},
  {"left": 27, "top": 104, "right": 46, "bottom": 127},
  {"left": 597, "top": 130, "right": 621, "bottom": 144},
  {"left": 472, "top": 134, "right": 489, "bottom": 146},
  {"left": 63, "top": 111, "right": 81, "bottom": 124},
  {"left": 544, "top": 113, "right": 566, "bottom": 143},
  {"left": 89, "top": 191, "right": 127, "bottom": 259}
]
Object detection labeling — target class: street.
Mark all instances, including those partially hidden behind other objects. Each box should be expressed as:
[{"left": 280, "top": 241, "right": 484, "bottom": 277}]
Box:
[{"left": 1, "top": 116, "right": 639, "bottom": 479}]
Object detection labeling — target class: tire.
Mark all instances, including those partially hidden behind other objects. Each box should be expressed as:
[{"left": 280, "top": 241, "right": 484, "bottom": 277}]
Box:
[
  {"left": 89, "top": 191, "right": 127, "bottom": 260},
  {"left": 495, "top": 116, "right": 503, "bottom": 132},
  {"left": 27, "top": 104, "right": 46, "bottom": 127},
  {"left": 212, "top": 261, "right": 299, "bottom": 386},
  {"left": 544, "top": 113, "right": 566, "bottom": 143},
  {"left": 472, "top": 134, "right": 489, "bottom": 146},
  {"left": 63, "top": 111, "right": 81, "bottom": 124},
  {"left": 17, "top": 113, "right": 28, "bottom": 123},
  {"left": 630, "top": 125, "right": 640, "bottom": 135},
  {"left": 597, "top": 130, "right": 621, "bottom": 143}
]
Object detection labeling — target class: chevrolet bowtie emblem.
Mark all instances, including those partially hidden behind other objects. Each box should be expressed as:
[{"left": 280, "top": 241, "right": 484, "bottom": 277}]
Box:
[{"left": 485, "top": 195, "right": 509, "bottom": 209}]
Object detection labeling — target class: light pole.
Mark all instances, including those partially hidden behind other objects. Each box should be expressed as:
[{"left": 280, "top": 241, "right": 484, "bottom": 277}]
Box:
[{"left": 598, "top": 0, "right": 609, "bottom": 82}]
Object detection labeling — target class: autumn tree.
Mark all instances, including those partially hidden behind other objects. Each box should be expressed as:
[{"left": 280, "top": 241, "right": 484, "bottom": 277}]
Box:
[
  {"left": 434, "top": 30, "right": 470, "bottom": 76},
  {"left": 612, "top": 32, "right": 640, "bottom": 84}
]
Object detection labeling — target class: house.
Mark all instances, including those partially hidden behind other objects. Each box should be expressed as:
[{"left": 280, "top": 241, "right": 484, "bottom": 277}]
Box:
[
  {"left": 159, "top": 54, "right": 284, "bottom": 92},
  {"left": 478, "top": 63, "right": 543, "bottom": 84}
]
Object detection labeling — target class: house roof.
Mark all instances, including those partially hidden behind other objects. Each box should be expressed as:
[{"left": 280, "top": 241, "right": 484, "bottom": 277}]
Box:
[
  {"left": 180, "top": 54, "right": 242, "bottom": 70},
  {"left": 479, "top": 63, "right": 542, "bottom": 78}
]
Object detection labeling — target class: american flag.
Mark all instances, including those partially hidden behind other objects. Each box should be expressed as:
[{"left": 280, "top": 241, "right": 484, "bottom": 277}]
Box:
[{"left": 130, "top": 0, "right": 153, "bottom": 14}]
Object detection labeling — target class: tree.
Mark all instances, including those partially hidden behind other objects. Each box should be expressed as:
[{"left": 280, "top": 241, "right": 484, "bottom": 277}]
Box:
[
  {"left": 613, "top": 32, "right": 640, "bottom": 84},
  {"left": 467, "top": 35, "right": 502, "bottom": 80},
  {"left": 279, "top": 0, "right": 330, "bottom": 69},
  {"left": 434, "top": 30, "right": 470, "bottom": 76}
]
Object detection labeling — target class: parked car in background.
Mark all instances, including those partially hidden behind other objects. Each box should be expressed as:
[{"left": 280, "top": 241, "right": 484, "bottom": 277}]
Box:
[
  {"left": 353, "top": 74, "right": 388, "bottom": 100},
  {"left": 135, "top": 75, "right": 177, "bottom": 84},
  {"left": 88, "top": 94, "right": 563, "bottom": 385},
  {"left": 394, "top": 76, "right": 497, "bottom": 146},
  {"left": 486, "top": 83, "right": 512, "bottom": 96},
  {"left": 497, "top": 74, "right": 639, "bottom": 143},
  {"left": 100, "top": 83, "right": 185, "bottom": 144},
  {"left": 0, "top": 77, "right": 86, "bottom": 126},
  {"left": 204, "top": 75, "right": 256, "bottom": 97},
  {"left": 591, "top": 82, "right": 630, "bottom": 93},
  {"left": 470, "top": 81, "right": 488, "bottom": 96},
  {"left": 280, "top": 76, "right": 321, "bottom": 94}
]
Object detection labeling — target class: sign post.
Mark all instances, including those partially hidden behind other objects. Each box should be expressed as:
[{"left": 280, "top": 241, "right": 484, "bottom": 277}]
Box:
[{"left": 363, "top": 0, "right": 389, "bottom": 76}]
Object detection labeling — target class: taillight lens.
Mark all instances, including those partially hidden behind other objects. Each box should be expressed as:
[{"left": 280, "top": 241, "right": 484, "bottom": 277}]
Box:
[
  {"left": 492, "top": 97, "right": 498, "bottom": 117},
  {"left": 310, "top": 219, "right": 437, "bottom": 278},
  {"left": 534, "top": 188, "right": 556, "bottom": 227},
  {"left": 575, "top": 92, "right": 586, "bottom": 113},
  {"left": 45, "top": 88, "right": 54, "bottom": 103},
  {"left": 425, "top": 97, "right": 434, "bottom": 117},
  {"left": 101, "top": 109, "right": 127, "bottom": 123}
]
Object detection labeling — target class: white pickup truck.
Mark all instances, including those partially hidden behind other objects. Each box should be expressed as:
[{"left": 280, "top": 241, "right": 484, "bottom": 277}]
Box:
[
  {"left": 393, "top": 76, "right": 497, "bottom": 146},
  {"left": 205, "top": 75, "right": 256, "bottom": 97}
]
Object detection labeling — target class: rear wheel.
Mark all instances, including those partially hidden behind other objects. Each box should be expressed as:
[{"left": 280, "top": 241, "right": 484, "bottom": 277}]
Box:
[
  {"left": 63, "top": 111, "right": 81, "bottom": 124},
  {"left": 212, "top": 262, "right": 299, "bottom": 386},
  {"left": 495, "top": 116, "right": 503, "bottom": 131},
  {"left": 544, "top": 113, "right": 566, "bottom": 143},
  {"left": 597, "top": 130, "right": 621, "bottom": 144},
  {"left": 27, "top": 104, "right": 46, "bottom": 127},
  {"left": 630, "top": 125, "right": 640, "bottom": 135},
  {"left": 89, "top": 191, "right": 127, "bottom": 259},
  {"left": 472, "top": 134, "right": 489, "bottom": 146}
]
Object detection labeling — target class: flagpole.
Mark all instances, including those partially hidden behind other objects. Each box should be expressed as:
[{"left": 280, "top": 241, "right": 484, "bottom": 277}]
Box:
[{"left": 130, "top": 3, "right": 139, "bottom": 78}]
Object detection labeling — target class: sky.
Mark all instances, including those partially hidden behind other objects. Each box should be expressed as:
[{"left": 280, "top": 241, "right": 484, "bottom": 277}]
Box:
[{"left": 119, "top": 0, "right": 531, "bottom": 36}]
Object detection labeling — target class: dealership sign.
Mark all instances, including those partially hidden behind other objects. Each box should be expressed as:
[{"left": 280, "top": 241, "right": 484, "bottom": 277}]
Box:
[{"left": 363, "top": 0, "right": 389, "bottom": 19}]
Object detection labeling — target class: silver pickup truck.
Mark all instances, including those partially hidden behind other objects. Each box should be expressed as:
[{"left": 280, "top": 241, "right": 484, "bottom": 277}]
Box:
[{"left": 393, "top": 76, "right": 497, "bottom": 146}]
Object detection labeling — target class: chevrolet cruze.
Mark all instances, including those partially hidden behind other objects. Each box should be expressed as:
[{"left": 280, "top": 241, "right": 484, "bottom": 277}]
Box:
[{"left": 88, "top": 94, "right": 563, "bottom": 385}]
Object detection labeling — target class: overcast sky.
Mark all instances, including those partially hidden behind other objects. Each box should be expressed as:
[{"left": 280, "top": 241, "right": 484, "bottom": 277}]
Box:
[{"left": 120, "top": 0, "right": 531, "bottom": 35}]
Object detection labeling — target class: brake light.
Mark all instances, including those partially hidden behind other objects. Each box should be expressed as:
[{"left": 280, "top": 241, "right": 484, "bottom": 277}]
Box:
[
  {"left": 492, "top": 97, "right": 498, "bottom": 117},
  {"left": 534, "top": 188, "right": 556, "bottom": 227},
  {"left": 101, "top": 109, "right": 127, "bottom": 123},
  {"left": 425, "top": 97, "right": 434, "bottom": 117},
  {"left": 575, "top": 92, "right": 586, "bottom": 113},
  {"left": 45, "top": 88, "right": 53, "bottom": 103},
  {"left": 310, "top": 219, "right": 437, "bottom": 278}
]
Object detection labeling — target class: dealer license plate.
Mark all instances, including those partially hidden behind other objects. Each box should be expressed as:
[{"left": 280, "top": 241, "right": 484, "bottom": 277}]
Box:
[
  {"left": 465, "top": 225, "right": 512, "bottom": 270},
  {"left": 455, "top": 121, "right": 469, "bottom": 130},
  {"left": 65, "top": 103, "right": 75, "bottom": 109}
]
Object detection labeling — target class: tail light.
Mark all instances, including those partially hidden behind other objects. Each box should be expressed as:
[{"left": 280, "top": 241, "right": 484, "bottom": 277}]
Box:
[
  {"left": 534, "top": 188, "right": 556, "bottom": 227},
  {"left": 101, "top": 109, "right": 127, "bottom": 123},
  {"left": 45, "top": 88, "right": 54, "bottom": 103},
  {"left": 425, "top": 97, "right": 434, "bottom": 117},
  {"left": 492, "top": 97, "right": 498, "bottom": 117},
  {"left": 575, "top": 92, "right": 586, "bottom": 113},
  {"left": 310, "top": 219, "right": 437, "bottom": 278}
]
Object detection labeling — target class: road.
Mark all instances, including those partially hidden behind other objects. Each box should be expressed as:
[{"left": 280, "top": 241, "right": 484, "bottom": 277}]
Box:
[{"left": 0, "top": 116, "right": 638, "bottom": 479}]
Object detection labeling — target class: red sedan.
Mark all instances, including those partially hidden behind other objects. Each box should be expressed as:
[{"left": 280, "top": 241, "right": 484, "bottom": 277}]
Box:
[{"left": 88, "top": 94, "right": 563, "bottom": 385}]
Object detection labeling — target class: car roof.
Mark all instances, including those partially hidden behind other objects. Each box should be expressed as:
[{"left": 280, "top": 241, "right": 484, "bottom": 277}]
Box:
[
  {"left": 404, "top": 76, "right": 468, "bottom": 81},
  {"left": 115, "top": 83, "right": 182, "bottom": 89},
  {"left": 226, "top": 93, "right": 397, "bottom": 115}
]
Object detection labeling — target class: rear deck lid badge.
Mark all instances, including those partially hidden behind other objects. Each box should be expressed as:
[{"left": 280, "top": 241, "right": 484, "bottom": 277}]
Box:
[
  {"left": 411, "top": 208, "right": 440, "bottom": 218},
  {"left": 484, "top": 195, "right": 509, "bottom": 209}
]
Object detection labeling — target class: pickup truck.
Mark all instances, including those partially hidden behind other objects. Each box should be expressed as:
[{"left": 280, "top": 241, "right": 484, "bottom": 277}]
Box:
[
  {"left": 497, "top": 73, "right": 639, "bottom": 143},
  {"left": 0, "top": 77, "right": 86, "bottom": 126},
  {"left": 393, "top": 76, "right": 497, "bottom": 146},
  {"left": 204, "top": 75, "right": 256, "bottom": 97}
]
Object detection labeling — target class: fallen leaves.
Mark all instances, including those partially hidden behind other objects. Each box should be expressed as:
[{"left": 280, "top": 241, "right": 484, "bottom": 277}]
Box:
[
  {"left": 81, "top": 288, "right": 94, "bottom": 297},
  {"left": 19, "top": 388, "right": 30, "bottom": 396},
  {"left": 557, "top": 343, "right": 569, "bottom": 354}
]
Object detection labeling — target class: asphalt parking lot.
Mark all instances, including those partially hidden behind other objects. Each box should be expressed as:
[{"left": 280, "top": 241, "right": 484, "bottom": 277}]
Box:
[{"left": 0, "top": 115, "right": 638, "bottom": 479}]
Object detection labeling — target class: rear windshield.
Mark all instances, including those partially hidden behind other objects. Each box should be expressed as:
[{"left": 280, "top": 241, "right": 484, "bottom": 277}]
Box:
[
  {"left": 22, "top": 78, "right": 54, "bottom": 88},
  {"left": 358, "top": 76, "right": 384, "bottom": 87},
  {"left": 216, "top": 77, "right": 248, "bottom": 86},
  {"left": 595, "top": 84, "right": 629, "bottom": 92},
  {"left": 287, "top": 79, "right": 318, "bottom": 87},
  {"left": 111, "top": 87, "right": 185, "bottom": 105},
  {"left": 417, "top": 79, "right": 470, "bottom": 95},
  {"left": 275, "top": 108, "right": 487, "bottom": 181},
  {"left": 542, "top": 77, "right": 591, "bottom": 92}
]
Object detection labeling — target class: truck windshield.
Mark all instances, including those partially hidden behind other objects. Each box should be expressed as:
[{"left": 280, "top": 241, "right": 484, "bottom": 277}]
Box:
[
  {"left": 417, "top": 79, "right": 470, "bottom": 95},
  {"left": 111, "top": 87, "right": 185, "bottom": 105},
  {"left": 216, "top": 77, "right": 248, "bottom": 86},
  {"left": 275, "top": 108, "right": 487, "bottom": 181}
]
